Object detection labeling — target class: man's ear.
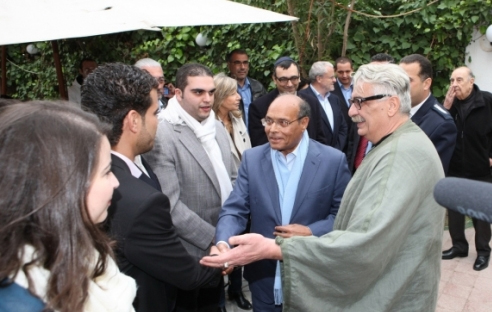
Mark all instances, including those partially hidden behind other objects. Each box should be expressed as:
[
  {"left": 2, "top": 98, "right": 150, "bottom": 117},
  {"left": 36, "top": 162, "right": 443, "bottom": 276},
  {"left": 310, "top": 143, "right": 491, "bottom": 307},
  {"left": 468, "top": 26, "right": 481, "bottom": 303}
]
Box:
[
  {"left": 175, "top": 88, "right": 183, "bottom": 101},
  {"left": 301, "top": 116, "right": 310, "bottom": 130},
  {"left": 423, "top": 77, "right": 432, "bottom": 91},
  {"left": 123, "top": 110, "right": 141, "bottom": 134},
  {"left": 387, "top": 97, "right": 400, "bottom": 117}
]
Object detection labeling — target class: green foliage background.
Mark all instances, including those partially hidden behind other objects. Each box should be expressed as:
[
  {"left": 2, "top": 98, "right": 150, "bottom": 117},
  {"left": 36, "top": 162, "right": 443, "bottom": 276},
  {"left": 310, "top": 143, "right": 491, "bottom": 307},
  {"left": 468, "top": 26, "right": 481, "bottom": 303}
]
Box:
[{"left": 2, "top": 0, "right": 491, "bottom": 100}]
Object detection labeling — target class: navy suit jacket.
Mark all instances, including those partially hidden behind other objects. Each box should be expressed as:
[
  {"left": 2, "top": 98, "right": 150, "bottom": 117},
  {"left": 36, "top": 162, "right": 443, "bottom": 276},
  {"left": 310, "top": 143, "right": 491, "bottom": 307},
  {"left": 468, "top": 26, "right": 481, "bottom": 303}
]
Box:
[
  {"left": 411, "top": 95, "right": 457, "bottom": 173},
  {"left": 215, "top": 139, "right": 351, "bottom": 304},
  {"left": 299, "top": 87, "right": 348, "bottom": 151},
  {"left": 248, "top": 89, "right": 327, "bottom": 147}
]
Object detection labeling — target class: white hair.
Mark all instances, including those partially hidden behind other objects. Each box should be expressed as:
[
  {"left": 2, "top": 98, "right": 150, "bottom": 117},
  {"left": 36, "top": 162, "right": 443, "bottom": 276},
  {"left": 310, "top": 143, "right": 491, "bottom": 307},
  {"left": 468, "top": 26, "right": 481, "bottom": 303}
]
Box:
[
  {"left": 134, "top": 58, "right": 162, "bottom": 69},
  {"left": 308, "top": 61, "right": 334, "bottom": 82},
  {"left": 353, "top": 64, "right": 411, "bottom": 114}
]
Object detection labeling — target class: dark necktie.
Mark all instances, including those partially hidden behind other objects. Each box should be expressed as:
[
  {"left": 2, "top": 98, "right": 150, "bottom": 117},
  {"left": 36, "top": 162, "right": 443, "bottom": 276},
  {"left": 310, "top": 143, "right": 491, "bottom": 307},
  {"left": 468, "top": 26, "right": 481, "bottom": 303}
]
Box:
[{"left": 354, "top": 136, "right": 369, "bottom": 169}]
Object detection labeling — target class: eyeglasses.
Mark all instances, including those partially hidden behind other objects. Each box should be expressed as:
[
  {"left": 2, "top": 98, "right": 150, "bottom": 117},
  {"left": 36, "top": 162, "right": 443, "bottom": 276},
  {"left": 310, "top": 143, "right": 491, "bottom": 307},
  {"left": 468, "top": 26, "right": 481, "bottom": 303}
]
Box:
[
  {"left": 261, "top": 116, "right": 305, "bottom": 128},
  {"left": 274, "top": 76, "right": 299, "bottom": 84},
  {"left": 349, "top": 94, "right": 393, "bottom": 110},
  {"left": 154, "top": 76, "right": 165, "bottom": 84}
]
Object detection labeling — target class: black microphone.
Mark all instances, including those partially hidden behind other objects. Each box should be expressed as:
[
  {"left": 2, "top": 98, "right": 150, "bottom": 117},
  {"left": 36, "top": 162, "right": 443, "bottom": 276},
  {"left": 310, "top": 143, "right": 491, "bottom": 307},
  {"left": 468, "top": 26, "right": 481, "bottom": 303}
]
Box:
[{"left": 434, "top": 177, "right": 492, "bottom": 224}]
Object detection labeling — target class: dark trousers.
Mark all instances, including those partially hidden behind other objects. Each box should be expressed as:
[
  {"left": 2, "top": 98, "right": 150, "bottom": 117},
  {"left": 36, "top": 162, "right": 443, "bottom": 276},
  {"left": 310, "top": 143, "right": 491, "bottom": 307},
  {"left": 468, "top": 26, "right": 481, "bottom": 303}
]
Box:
[
  {"left": 218, "top": 268, "right": 244, "bottom": 307},
  {"left": 175, "top": 285, "right": 221, "bottom": 312},
  {"left": 250, "top": 288, "right": 282, "bottom": 312},
  {"left": 448, "top": 209, "right": 492, "bottom": 256}
]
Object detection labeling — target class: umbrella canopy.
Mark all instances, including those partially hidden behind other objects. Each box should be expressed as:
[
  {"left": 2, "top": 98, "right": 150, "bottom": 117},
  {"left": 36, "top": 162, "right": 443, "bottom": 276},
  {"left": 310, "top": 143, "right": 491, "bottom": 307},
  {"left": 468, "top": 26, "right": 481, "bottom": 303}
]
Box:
[{"left": 0, "top": 0, "right": 297, "bottom": 46}]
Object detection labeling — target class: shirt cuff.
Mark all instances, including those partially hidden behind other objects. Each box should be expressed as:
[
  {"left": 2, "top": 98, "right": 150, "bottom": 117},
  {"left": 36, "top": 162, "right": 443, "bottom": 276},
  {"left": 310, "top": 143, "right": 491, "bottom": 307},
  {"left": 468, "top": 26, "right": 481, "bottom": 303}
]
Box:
[{"left": 216, "top": 241, "right": 231, "bottom": 249}]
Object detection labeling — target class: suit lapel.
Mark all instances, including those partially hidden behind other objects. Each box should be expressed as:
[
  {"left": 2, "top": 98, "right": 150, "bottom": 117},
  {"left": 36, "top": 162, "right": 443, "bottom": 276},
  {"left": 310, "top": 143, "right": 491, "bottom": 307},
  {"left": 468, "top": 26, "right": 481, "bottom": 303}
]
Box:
[
  {"left": 302, "top": 88, "right": 333, "bottom": 138},
  {"left": 329, "top": 94, "right": 341, "bottom": 133},
  {"left": 260, "top": 147, "right": 282, "bottom": 224},
  {"left": 411, "top": 95, "right": 435, "bottom": 125},
  {"left": 140, "top": 156, "right": 162, "bottom": 191},
  {"left": 290, "top": 141, "right": 320, "bottom": 221},
  {"left": 175, "top": 124, "right": 222, "bottom": 198},
  {"left": 111, "top": 154, "right": 130, "bottom": 173}
]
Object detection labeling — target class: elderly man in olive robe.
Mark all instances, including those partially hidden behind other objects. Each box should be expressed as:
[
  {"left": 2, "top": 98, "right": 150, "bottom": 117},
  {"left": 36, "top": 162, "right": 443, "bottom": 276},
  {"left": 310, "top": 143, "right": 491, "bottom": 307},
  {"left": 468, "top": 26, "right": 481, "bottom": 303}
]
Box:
[{"left": 201, "top": 63, "right": 445, "bottom": 312}]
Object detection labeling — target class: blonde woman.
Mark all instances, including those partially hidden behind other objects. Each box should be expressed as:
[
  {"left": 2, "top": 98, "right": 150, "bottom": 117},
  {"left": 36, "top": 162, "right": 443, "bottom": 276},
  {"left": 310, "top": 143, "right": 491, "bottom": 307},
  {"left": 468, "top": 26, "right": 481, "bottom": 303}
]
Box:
[
  {"left": 213, "top": 73, "right": 252, "bottom": 169},
  {"left": 213, "top": 73, "right": 253, "bottom": 311}
]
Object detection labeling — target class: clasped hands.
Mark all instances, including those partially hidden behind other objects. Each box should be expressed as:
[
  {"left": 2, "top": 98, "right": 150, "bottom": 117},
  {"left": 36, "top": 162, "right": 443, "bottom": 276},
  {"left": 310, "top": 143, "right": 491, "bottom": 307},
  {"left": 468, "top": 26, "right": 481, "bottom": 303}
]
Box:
[{"left": 202, "top": 224, "right": 311, "bottom": 271}]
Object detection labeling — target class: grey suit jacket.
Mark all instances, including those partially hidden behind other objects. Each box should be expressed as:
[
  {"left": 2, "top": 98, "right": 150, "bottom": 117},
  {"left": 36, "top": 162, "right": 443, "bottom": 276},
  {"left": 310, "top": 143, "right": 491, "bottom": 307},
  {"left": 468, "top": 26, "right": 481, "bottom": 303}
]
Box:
[{"left": 145, "top": 119, "right": 237, "bottom": 258}]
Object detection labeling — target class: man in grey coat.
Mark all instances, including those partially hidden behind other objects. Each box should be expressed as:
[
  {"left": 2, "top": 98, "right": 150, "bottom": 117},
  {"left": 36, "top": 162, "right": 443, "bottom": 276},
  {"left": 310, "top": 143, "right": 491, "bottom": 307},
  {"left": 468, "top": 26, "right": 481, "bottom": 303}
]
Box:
[{"left": 145, "top": 63, "right": 237, "bottom": 312}]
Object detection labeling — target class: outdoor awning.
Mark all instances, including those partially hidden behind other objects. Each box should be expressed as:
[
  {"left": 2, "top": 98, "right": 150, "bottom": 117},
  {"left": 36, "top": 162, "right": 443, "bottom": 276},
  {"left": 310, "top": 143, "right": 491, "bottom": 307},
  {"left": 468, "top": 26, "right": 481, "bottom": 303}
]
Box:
[{"left": 0, "top": 0, "right": 297, "bottom": 46}]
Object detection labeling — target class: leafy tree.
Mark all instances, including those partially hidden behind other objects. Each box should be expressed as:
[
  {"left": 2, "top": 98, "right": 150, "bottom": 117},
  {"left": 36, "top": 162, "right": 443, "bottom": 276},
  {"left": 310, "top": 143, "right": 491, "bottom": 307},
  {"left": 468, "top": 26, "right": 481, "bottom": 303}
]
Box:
[{"left": 2, "top": 0, "right": 491, "bottom": 101}]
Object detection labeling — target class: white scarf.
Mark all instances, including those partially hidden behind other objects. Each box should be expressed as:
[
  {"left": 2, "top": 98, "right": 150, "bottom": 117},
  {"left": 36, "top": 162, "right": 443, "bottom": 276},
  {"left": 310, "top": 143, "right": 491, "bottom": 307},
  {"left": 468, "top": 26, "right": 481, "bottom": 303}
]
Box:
[
  {"left": 162, "top": 97, "right": 233, "bottom": 204},
  {"left": 14, "top": 245, "right": 136, "bottom": 312}
]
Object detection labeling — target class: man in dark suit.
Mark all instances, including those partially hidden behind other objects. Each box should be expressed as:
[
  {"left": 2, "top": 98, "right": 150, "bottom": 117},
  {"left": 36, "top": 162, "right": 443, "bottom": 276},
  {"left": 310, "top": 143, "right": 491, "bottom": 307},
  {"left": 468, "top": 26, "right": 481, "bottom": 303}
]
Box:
[
  {"left": 248, "top": 57, "right": 327, "bottom": 147},
  {"left": 216, "top": 94, "right": 351, "bottom": 312},
  {"left": 332, "top": 57, "right": 354, "bottom": 128},
  {"left": 399, "top": 54, "right": 457, "bottom": 173},
  {"left": 82, "top": 63, "right": 219, "bottom": 312},
  {"left": 298, "top": 61, "right": 347, "bottom": 150}
]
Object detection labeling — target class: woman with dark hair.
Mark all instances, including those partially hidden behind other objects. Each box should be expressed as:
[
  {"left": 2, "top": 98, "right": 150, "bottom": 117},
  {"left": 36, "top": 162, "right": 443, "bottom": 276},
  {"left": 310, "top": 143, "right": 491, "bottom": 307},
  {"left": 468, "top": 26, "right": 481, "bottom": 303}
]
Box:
[{"left": 0, "top": 102, "right": 136, "bottom": 312}]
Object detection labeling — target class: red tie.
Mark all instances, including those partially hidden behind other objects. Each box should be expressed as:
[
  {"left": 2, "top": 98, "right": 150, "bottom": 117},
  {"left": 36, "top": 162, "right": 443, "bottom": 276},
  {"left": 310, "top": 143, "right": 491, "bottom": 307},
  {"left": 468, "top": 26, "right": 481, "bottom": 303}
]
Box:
[{"left": 354, "top": 136, "right": 369, "bottom": 169}]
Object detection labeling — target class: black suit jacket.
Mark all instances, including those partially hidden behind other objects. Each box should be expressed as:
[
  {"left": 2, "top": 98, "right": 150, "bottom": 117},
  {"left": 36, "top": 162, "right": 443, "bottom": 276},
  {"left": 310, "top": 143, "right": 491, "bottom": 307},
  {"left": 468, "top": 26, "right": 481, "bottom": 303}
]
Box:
[
  {"left": 332, "top": 81, "right": 352, "bottom": 126},
  {"left": 411, "top": 95, "right": 457, "bottom": 173},
  {"left": 345, "top": 124, "right": 360, "bottom": 174},
  {"left": 248, "top": 89, "right": 327, "bottom": 147},
  {"left": 107, "top": 155, "right": 219, "bottom": 312},
  {"left": 298, "top": 87, "right": 348, "bottom": 151}
]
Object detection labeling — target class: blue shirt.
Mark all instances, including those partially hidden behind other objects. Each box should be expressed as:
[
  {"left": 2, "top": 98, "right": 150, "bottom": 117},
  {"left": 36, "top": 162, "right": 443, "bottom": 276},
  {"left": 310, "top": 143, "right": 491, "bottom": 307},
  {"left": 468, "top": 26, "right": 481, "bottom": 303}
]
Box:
[
  {"left": 310, "top": 85, "right": 334, "bottom": 131},
  {"left": 337, "top": 79, "right": 353, "bottom": 108},
  {"left": 237, "top": 78, "right": 252, "bottom": 127}
]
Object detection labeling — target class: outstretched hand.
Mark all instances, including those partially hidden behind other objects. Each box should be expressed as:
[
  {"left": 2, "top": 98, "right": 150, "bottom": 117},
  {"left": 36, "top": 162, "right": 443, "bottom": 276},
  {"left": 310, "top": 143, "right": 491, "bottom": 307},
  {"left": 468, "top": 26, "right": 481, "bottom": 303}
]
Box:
[{"left": 200, "top": 234, "right": 282, "bottom": 268}]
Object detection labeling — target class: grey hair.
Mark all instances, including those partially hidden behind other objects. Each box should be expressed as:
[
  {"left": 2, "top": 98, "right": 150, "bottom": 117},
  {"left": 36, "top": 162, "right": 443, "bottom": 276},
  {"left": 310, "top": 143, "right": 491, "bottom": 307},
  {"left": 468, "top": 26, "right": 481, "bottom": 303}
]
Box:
[
  {"left": 353, "top": 64, "right": 411, "bottom": 114},
  {"left": 298, "top": 98, "right": 311, "bottom": 119},
  {"left": 134, "top": 58, "right": 162, "bottom": 69},
  {"left": 308, "top": 61, "right": 334, "bottom": 82}
]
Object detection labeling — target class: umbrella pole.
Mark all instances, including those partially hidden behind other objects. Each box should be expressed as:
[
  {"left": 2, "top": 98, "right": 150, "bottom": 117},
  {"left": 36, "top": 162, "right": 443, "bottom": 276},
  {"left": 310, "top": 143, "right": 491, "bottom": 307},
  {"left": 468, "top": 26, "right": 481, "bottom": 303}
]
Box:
[
  {"left": 51, "top": 41, "right": 67, "bottom": 100},
  {"left": 1, "top": 46, "right": 6, "bottom": 97}
]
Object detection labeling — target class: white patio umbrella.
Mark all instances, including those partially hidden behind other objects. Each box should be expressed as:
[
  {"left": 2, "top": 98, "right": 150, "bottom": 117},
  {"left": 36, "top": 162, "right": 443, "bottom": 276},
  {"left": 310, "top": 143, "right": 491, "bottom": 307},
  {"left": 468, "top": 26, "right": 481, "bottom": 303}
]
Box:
[{"left": 0, "top": 0, "right": 297, "bottom": 97}]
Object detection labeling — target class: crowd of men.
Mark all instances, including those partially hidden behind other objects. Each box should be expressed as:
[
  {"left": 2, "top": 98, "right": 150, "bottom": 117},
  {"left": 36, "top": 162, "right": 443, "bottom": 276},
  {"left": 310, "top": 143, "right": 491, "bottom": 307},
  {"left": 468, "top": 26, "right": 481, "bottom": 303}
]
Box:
[{"left": 73, "top": 50, "right": 491, "bottom": 312}]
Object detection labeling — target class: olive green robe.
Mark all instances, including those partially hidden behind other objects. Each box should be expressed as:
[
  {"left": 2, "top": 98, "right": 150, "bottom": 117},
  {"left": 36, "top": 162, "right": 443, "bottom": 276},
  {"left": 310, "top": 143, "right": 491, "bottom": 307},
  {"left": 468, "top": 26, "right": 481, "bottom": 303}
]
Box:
[{"left": 278, "top": 120, "right": 445, "bottom": 312}]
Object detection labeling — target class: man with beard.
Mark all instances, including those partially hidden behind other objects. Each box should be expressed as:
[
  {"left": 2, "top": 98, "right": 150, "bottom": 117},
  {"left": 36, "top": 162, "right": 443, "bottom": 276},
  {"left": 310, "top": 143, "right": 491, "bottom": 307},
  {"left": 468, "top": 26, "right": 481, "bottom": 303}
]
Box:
[{"left": 82, "top": 63, "right": 220, "bottom": 312}]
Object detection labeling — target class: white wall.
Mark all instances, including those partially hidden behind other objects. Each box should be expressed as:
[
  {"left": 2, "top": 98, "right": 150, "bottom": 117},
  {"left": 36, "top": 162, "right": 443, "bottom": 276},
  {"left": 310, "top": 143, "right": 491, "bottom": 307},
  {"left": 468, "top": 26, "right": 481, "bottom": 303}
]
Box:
[{"left": 465, "top": 29, "right": 492, "bottom": 93}]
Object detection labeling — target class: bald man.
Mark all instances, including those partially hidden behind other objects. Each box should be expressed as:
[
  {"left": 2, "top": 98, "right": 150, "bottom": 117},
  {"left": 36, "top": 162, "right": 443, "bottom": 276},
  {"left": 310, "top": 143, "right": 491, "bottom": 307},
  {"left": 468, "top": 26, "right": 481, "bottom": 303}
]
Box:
[
  {"left": 215, "top": 94, "right": 351, "bottom": 312},
  {"left": 442, "top": 66, "right": 492, "bottom": 271}
]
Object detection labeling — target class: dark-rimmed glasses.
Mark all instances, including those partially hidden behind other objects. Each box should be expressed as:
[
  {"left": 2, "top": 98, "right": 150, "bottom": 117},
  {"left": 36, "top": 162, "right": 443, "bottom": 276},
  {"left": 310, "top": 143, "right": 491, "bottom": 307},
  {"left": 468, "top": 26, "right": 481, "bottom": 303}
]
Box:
[
  {"left": 261, "top": 116, "right": 305, "bottom": 128},
  {"left": 349, "top": 94, "right": 393, "bottom": 110},
  {"left": 274, "top": 76, "right": 299, "bottom": 84}
]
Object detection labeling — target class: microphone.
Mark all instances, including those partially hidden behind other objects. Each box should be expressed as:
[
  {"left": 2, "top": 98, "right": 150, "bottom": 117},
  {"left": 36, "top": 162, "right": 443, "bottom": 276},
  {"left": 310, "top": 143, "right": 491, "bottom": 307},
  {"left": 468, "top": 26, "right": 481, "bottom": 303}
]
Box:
[{"left": 434, "top": 177, "right": 492, "bottom": 224}]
